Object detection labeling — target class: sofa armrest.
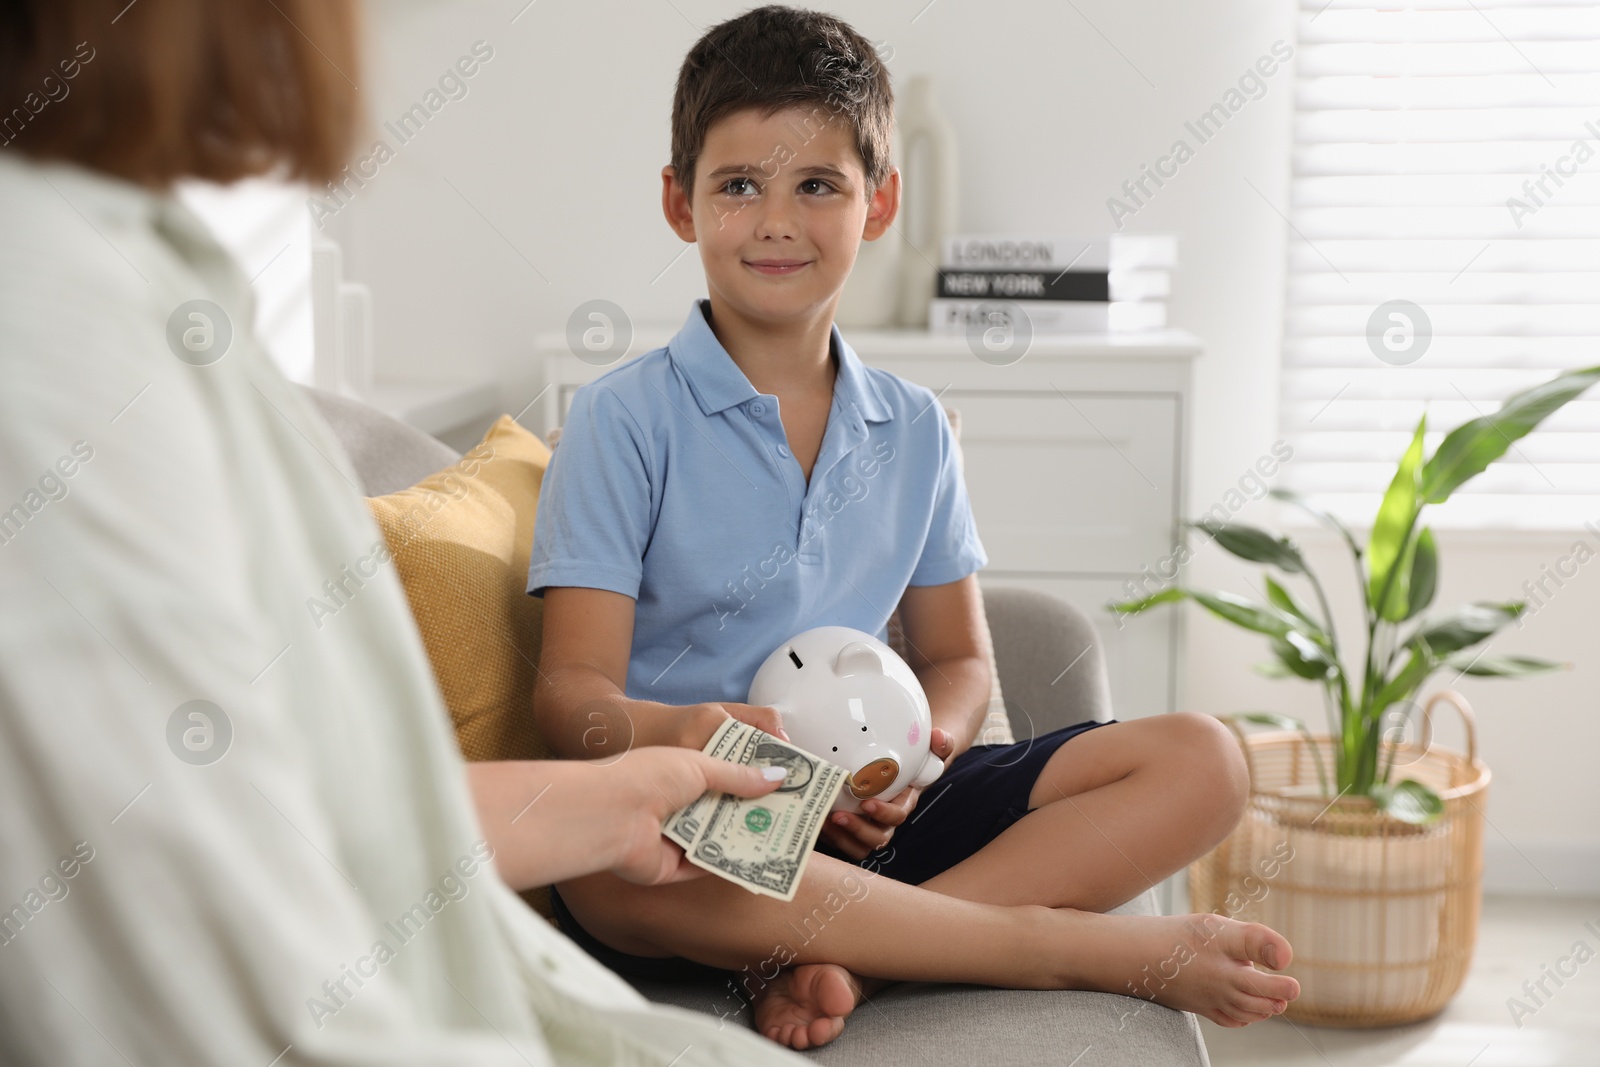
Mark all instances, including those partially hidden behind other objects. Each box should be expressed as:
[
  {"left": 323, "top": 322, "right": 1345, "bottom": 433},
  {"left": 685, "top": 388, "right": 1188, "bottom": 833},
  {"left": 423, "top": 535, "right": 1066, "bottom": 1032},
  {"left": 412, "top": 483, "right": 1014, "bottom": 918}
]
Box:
[
  {"left": 982, "top": 586, "right": 1115, "bottom": 739},
  {"left": 299, "top": 385, "right": 461, "bottom": 496}
]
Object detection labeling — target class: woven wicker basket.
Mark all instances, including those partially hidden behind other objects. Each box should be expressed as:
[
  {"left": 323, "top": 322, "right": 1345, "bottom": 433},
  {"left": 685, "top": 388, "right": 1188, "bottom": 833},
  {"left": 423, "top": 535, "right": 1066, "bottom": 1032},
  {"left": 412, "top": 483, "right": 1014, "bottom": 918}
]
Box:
[{"left": 1189, "top": 690, "right": 1490, "bottom": 1027}]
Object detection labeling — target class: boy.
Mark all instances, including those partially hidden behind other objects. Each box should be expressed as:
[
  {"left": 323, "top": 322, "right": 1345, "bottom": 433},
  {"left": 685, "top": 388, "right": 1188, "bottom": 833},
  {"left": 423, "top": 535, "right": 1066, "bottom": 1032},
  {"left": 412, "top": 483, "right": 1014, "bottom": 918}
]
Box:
[{"left": 528, "top": 4, "right": 1299, "bottom": 1051}]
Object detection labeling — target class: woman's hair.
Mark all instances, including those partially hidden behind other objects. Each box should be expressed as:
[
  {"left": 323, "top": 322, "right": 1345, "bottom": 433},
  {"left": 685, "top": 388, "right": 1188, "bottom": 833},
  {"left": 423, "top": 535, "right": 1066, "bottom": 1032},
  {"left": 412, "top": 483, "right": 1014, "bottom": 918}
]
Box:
[
  {"left": 669, "top": 4, "right": 894, "bottom": 202},
  {"left": 0, "top": 0, "right": 360, "bottom": 187}
]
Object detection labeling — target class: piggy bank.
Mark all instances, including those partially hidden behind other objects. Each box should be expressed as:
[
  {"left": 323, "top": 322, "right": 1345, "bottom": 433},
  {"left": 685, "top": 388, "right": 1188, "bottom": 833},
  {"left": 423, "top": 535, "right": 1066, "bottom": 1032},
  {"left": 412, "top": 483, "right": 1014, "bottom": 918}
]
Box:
[{"left": 747, "top": 626, "right": 944, "bottom": 814}]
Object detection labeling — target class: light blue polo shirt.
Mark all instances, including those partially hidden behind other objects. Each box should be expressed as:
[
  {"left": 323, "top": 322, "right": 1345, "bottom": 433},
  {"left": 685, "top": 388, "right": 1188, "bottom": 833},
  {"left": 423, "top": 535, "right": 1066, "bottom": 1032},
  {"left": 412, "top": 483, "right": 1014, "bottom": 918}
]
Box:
[{"left": 527, "top": 298, "right": 987, "bottom": 707}]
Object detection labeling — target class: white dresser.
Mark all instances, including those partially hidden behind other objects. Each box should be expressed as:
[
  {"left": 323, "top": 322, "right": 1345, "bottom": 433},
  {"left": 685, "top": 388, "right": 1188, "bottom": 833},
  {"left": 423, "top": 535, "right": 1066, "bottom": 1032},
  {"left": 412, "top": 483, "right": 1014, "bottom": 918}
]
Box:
[{"left": 535, "top": 326, "right": 1202, "bottom": 724}]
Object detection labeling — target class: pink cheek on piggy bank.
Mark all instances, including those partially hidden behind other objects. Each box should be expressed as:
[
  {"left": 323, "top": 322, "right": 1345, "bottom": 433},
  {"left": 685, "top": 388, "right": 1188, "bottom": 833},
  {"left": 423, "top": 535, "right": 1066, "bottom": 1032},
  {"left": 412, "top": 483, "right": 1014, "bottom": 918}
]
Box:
[{"left": 907, "top": 722, "right": 920, "bottom": 747}]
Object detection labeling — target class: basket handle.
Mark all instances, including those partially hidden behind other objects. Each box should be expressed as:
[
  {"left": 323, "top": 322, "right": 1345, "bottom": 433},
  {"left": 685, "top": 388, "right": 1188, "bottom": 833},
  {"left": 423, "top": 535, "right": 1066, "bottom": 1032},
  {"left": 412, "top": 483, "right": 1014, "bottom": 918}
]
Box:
[{"left": 1420, "top": 689, "right": 1478, "bottom": 765}]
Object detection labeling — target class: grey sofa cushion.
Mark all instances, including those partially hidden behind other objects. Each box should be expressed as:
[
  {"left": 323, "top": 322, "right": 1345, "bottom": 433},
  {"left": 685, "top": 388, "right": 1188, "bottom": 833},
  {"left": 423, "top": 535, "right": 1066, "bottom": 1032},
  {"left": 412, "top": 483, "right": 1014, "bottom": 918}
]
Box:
[
  {"left": 298, "top": 384, "right": 1211, "bottom": 1067},
  {"left": 301, "top": 386, "right": 460, "bottom": 496},
  {"left": 802, "top": 982, "right": 1206, "bottom": 1066},
  {"left": 632, "top": 886, "right": 1209, "bottom": 1067},
  {"left": 982, "top": 585, "right": 1118, "bottom": 737}
]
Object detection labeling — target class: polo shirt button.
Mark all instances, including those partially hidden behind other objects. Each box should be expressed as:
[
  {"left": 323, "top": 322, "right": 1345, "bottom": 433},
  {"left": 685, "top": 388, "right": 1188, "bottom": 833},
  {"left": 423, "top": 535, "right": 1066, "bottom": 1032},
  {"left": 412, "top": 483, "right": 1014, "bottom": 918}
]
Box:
[
  {"left": 777, "top": 444, "right": 790, "bottom": 458},
  {"left": 750, "top": 402, "right": 765, "bottom": 416}
]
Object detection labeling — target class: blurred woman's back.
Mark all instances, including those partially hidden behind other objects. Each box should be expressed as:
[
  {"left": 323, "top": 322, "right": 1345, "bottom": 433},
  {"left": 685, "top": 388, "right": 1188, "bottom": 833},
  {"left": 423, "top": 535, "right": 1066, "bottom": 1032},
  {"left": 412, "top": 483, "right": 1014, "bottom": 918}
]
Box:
[{"left": 0, "top": 4, "right": 798, "bottom": 1063}]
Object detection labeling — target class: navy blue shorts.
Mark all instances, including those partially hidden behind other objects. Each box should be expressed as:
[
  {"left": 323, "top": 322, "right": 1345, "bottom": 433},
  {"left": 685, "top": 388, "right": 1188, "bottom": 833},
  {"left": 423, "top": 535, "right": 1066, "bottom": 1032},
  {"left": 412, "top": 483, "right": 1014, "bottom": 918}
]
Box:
[
  {"left": 548, "top": 718, "right": 1118, "bottom": 983},
  {"left": 839, "top": 716, "right": 1117, "bottom": 885}
]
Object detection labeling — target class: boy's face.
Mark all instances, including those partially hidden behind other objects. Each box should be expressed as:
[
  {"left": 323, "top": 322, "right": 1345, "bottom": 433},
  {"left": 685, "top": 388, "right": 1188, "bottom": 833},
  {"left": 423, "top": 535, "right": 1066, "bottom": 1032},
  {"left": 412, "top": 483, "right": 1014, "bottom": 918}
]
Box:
[{"left": 662, "top": 106, "right": 900, "bottom": 328}]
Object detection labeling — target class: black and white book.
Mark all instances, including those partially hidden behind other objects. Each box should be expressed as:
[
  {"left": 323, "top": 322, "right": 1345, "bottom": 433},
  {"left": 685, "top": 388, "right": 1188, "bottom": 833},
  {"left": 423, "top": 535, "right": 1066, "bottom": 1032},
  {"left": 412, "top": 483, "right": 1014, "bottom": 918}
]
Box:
[
  {"left": 941, "top": 234, "right": 1178, "bottom": 272},
  {"left": 929, "top": 299, "right": 1167, "bottom": 334},
  {"left": 937, "top": 268, "right": 1170, "bottom": 302}
]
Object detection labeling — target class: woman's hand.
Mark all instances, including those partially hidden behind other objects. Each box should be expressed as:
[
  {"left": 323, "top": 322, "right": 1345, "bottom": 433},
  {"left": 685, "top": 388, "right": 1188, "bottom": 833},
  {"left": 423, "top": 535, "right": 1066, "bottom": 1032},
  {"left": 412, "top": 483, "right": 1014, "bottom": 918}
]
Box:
[
  {"left": 818, "top": 728, "right": 956, "bottom": 860},
  {"left": 606, "top": 746, "right": 787, "bottom": 885},
  {"left": 466, "top": 751, "right": 782, "bottom": 890}
]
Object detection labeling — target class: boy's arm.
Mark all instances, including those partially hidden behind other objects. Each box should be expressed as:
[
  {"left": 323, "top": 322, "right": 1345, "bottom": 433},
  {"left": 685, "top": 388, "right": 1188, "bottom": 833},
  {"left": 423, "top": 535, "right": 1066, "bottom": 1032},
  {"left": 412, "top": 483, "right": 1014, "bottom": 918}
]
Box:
[
  {"left": 819, "top": 573, "right": 990, "bottom": 860},
  {"left": 895, "top": 400, "right": 990, "bottom": 758},
  {"left": 533, "top": 586, "right": 788, "bottom": 759},
  {"left": 896, "top": 573, "right": 993, "bottom": 760}
]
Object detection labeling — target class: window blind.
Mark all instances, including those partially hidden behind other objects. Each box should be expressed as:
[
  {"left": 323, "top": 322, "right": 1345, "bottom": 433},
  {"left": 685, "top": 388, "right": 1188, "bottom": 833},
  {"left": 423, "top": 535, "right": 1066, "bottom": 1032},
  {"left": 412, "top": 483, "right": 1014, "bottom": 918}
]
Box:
[{"left": 1279, "top": 0, "right": 1600, "bottom": 529}]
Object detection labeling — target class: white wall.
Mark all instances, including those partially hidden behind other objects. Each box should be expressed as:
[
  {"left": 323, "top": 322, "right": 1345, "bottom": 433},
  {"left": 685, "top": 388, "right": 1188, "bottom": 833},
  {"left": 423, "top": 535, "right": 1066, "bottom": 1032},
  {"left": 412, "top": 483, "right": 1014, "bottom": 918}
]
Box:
[{"left": 335, "top": 0, "right": 1598, "bottom": 894}]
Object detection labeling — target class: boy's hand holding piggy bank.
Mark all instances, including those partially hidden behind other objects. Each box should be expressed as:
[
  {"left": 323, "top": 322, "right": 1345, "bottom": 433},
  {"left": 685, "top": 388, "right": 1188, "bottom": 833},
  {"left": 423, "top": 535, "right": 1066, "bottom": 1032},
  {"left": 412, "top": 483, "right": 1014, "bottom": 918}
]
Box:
[{"left": 747, "top": 626, "right": 954, "bottom": 861}]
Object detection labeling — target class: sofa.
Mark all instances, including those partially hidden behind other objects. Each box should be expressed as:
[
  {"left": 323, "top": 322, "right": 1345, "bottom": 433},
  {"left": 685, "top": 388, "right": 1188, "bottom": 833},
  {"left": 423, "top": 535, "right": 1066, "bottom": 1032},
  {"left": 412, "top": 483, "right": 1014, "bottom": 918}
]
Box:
[{"left": 304, "top": 385, "right": 1212, "bottom": 1067}]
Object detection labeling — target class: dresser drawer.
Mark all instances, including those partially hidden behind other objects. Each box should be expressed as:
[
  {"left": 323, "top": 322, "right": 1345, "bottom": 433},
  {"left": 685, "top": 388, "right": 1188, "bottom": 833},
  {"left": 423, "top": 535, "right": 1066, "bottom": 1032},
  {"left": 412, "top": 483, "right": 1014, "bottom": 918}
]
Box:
[{"left": 950, "top": 392, "right": 1179, "bottom": 575}]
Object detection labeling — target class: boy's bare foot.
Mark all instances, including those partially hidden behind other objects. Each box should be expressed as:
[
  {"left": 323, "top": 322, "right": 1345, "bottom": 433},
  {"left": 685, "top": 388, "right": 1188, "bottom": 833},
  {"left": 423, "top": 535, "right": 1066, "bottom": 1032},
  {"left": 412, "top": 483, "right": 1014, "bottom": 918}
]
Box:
[
  {"left": 751, "top": 962, "right": 868, "bottom": 1050},
  {"left": 1065, "top": 910, "right": 1300, "bottom": 1028},
  {"left": 750, "top": 910, "right": 1297, "bottom": 1044}
]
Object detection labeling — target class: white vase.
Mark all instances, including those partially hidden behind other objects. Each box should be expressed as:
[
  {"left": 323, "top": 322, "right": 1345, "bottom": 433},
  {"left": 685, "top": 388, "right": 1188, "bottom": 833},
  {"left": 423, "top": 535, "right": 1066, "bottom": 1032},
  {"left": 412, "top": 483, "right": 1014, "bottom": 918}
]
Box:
[
  {"left": 834, "top": 125, "right": 903, "bottom": 329},
  {"left": 893, "top": 75, "right": 958, "bottom": 328}
]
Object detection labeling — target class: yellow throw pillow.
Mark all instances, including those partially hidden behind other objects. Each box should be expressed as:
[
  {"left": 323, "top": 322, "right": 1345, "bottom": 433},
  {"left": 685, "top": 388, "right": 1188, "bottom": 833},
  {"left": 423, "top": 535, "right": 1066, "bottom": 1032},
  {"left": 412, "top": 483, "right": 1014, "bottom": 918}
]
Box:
[
  {"left": 367, "top": 415, "right": 553, "bottom": 764},
  {"left": 366, "top": 415, "right": 555, "bottom": 919}
]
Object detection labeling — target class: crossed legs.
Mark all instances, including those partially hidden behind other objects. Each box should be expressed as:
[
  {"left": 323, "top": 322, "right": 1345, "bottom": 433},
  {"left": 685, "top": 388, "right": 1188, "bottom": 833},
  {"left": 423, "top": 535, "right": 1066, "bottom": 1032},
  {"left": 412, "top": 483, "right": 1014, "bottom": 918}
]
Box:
[
  {"left": 922, "top": 711, "right": 1249, "bottom": 910},
  {"left": 555, "top": 712, "right": 1300, "bottom": 1047}
]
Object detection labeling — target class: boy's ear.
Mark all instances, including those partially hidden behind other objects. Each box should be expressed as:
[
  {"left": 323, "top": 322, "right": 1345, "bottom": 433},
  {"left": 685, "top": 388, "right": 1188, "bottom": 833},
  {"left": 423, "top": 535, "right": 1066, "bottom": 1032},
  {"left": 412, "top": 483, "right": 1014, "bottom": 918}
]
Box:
[
  {"left": 861, "top": 166, "right": 901, "bottom": 242},
  {"left": 661, "top": 165, "right": 697, "bottom": 242}
]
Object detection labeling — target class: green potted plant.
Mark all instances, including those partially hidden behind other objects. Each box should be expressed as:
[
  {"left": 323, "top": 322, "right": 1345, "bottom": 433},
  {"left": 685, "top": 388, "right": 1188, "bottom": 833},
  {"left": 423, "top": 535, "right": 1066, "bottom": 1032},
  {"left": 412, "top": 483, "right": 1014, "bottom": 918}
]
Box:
[{"left": 1110, "top": 364, "right": 1598, "bottom": 1025}]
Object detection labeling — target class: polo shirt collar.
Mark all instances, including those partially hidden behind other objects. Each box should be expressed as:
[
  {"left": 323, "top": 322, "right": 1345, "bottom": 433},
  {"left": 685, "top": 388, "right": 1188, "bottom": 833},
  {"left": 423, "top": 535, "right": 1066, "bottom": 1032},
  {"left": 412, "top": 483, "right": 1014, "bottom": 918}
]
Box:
[{"left": 670, "top": 299, "right": 893, "bottom": 424}]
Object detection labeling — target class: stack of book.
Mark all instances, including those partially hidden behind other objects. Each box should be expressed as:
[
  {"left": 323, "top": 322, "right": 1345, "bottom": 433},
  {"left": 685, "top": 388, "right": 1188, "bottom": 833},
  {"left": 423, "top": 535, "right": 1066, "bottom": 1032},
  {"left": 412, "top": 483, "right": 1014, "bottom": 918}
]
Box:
[{"left": 928, "top": 234, "right": 1176, "bottom": 334}]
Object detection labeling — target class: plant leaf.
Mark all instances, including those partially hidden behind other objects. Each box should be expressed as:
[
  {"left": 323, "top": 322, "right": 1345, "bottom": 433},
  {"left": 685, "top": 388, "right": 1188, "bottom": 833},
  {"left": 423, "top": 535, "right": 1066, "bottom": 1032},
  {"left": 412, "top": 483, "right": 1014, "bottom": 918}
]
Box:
[
  {"left": 1191, "top": 591, "right": 1297, "bottom": 639},
  {"left": 1232, "top": 711, "right": 1307, "bottom": 732},
  {"left": 1368, "top": 417, "right": 1427, "bottom": 621},
  {"left": 1414, "top": 601, "right": 1524, "bottom": 658},
  {"left": 1382, "top": 532, "right": 1421, "bottom": 624},
  {"left": 1444, "top": 653, "right": 1570, "bottom": 677},
  {"left": 1269, "top": 487, "right": 1363, "bottom": 559},
  {"left": 1373, "top": 779, "right": 1444, "bottom": 825},
  {"left": 1285, "top": 628, "right": 1334, "bottom": 663},
  {"left": 1403, "top": 527, "right": 1438, "bottom": 621},
  {"left": 1253, "top": 660, "right": 1296, "bottom": 679},
  {"left": 1373, "top": 646, "right": 1435, "bottom": 712},
  {"left": 1420, "top": 364, "right": 1600, "bottom": 504},
  {"left": 1108, "top": 586, "right": 1187, "bottom": 615},
  {"left": 1270, "top": 632, "right": 1335, "bottom": 680},
  {"left": 1264, "top": 574, "right": 1323, "bottom": 634},
  {"left": 1192, "top": 520, "right": 1305, "bottom": 574}
]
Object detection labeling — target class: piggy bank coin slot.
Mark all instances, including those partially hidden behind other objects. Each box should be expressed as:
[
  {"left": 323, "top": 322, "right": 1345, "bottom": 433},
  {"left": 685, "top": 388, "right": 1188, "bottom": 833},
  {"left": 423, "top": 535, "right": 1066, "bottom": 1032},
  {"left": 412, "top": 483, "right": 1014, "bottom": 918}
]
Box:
[{"left": 788, "top": 649, "right": 804, "bottom": 669}]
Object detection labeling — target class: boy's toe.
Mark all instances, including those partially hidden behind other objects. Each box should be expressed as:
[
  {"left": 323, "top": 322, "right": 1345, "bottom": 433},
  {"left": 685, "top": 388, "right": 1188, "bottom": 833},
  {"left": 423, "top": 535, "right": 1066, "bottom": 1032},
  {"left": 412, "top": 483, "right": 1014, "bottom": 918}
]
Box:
[
  {"left": 809, "top": 1016, "right": 844, "bottom": 1048},
  {"left": 1231, "top": 992, "right": 1284, "bottom": 1020},
  {"left": 1252, "top": 923, "right": 1293, "bottom": 970},
  {"left": 1246, "top": 970, "right": 1300, "bottom": 1003},
  {"left": 1221, "top": 920, "right": 1293, "bottom": 972}
]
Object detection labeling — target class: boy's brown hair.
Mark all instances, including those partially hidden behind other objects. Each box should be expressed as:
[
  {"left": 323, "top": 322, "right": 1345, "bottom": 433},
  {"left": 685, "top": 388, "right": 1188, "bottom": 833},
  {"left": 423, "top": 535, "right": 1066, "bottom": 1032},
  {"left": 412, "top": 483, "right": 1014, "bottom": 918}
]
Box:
[
  {"left": 0, "top": 0, "right": 360, "bottom": 187},
  {"left": 670, "top": 4, "right": 893, "bottom": 202}
]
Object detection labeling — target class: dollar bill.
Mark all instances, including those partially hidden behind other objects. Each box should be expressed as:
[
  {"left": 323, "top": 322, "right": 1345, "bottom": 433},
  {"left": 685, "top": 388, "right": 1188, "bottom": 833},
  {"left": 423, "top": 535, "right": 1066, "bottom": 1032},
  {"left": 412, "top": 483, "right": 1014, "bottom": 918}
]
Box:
[
  {"left": 662, "top": 720, "right": 846, "bottom": 902},
  {"left": 662, "top": 717, "right": 753, "bottom": 849}
]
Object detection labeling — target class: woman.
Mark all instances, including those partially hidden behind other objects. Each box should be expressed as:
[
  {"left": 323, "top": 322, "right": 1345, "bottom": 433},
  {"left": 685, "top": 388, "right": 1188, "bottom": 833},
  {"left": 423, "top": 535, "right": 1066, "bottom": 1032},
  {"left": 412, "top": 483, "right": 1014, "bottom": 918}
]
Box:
[{"left": 0, "top": 3, "right": 800, "bottom": 1064}]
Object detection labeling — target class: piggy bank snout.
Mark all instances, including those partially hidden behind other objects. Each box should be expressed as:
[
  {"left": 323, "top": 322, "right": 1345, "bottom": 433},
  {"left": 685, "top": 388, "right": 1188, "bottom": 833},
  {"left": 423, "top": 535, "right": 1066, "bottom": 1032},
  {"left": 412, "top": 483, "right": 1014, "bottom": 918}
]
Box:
[{"left": 848, "top": 756, "right": 900, "bottom": 799}]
